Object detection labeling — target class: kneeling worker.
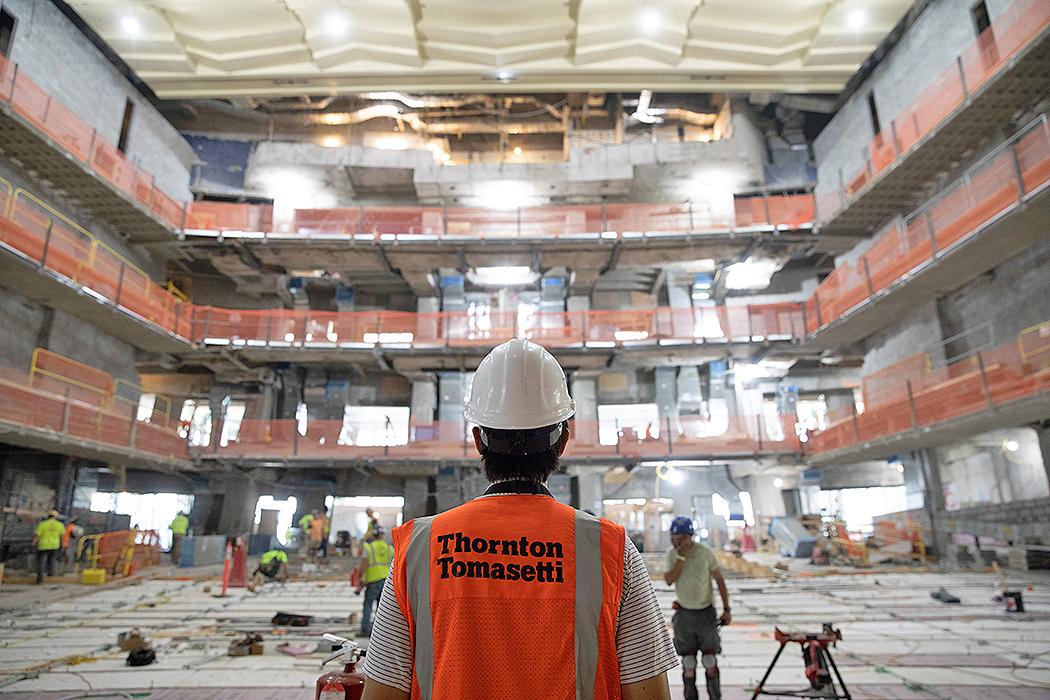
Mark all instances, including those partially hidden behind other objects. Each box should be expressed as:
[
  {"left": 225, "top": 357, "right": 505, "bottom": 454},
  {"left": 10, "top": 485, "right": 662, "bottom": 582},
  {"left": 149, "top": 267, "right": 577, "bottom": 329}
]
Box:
[
  {"left": 249, "top": 548, "right": 289, "bottom": 591},
  {"left": 362, "top": 339, "right": 677, "bottom": 700},
  {"left": 664, "top": 517, "right": 731, "bottom": 700}
]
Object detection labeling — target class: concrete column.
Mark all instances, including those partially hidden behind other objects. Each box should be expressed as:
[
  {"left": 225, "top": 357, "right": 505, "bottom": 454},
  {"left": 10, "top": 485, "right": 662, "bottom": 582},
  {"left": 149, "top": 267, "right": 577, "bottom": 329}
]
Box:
[
  {"left": 438, "top": 372, "right": 465, "bottom": 424},
  {"left": 1035, "top": 424, "right": 1050, "bottom": 485},
  {"left": 568, "top": 295, "right": 590, "bottom": 341},
  {"left": 402, "top": 477, "right": 429, "bottom": 520},
  {"left": 900, "top": 453, "right": 926, "bottom": 511},
  {"left": 575, "top": 468, "right": 604, "bottom": 515},
  {"left": 410, "top": 379, "right": 436, "bottom": 426},
  {"left": 918, "top": 448, "right": 952, "bottom": 567},
  {"left": 572, "top": 377, "right": 598, "bottom": 445},
  {"left": 655, "top": 367, "right": 677, "bottom": 436},
  {"left": 435, "top": 469, "right": 464, "bottom": 513},
  {"left": 215, "top": 471, "right": 259, "bottom": 536},
  {"left": 55, "top": 457, "right": 77, "bottom": 515},
  {"left": 824, "top": 391, "right": 855, "bottom": 421}
]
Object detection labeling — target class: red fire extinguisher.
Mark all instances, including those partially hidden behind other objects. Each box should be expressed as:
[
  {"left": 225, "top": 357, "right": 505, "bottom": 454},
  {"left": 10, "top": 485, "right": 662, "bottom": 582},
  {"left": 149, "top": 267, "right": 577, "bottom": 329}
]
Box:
[{"left": 316, "top": 633, "right": 366, "bottom": 700}]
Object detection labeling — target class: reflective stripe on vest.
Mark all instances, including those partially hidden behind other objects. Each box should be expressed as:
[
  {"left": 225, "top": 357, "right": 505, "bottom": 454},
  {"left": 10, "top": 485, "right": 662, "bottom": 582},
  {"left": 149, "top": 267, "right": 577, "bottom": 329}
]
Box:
[
  {"left": 364, "top": 540, "right": 393, "bottom": 584},
  {"left": 395, "top": 498, "right": 623, "bottom": 700}
]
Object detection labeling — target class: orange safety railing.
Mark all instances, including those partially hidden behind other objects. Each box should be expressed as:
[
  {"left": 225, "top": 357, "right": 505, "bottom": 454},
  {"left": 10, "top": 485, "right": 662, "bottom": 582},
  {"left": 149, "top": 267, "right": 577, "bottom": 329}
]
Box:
[
  {"left": 0, "top": 365, "right": 189, "bottom": 461},
  {"left": 184, "top": 192, "right": 815, "bottom": 238},
  {"left": 0, "top": 54, "right": 188, "bottom": 228},
  {"left": 0, "top": 190, "right": 193, "bottom": 339},
  {"left": 809, "top": 319, "right": 1050, "bottom": 454},
  {"left": 206, "top": 414, "right": 801, "bottom": 461},
  {"left": 806, "top": 114, "right": 1050, "bottom": 333},
  {"left": 76, "top": 529, "right": 162, "bottom": 576},
  {"left": 819, "top": 0, "right": 1050, "bottom": 220},
  {"left": 190, "top": 302, "right": 805, "bottom": 348}
]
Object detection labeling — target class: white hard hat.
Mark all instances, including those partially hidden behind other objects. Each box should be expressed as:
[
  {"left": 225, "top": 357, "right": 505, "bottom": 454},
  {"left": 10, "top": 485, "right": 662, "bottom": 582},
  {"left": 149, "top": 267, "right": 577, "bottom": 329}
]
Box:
[{"left": 465, "top": 339, "right": 575, "bottom": 430}]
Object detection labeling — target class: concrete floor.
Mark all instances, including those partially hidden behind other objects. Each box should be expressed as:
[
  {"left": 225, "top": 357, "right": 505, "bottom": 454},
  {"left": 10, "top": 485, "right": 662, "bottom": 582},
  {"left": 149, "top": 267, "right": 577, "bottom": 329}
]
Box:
[{"left": 1, "top": 556, "right": 1049, "bottom": 699}]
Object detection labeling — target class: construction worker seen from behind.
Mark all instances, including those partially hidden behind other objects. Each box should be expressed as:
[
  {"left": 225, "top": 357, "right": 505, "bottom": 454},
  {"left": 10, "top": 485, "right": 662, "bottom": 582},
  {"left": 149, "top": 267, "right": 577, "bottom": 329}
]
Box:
[
  {"left": 33, "top": 511, "right": 66, "bottom": 584},
  {"left": 664, "top": 516, "right": 731, "bottom": 700},
  {"left": 248, "top": 548, "right": 289, "bottom": 591},
  {"left": 355, "top": 525, "right": 392, "bottom": 637},
  {"left": 297, "top": 510, "right": 314, "bottom": 554},
  {"left": 169, "top": 511, "right": 189, "bottom": 563},
  {"left": 362, "top": 338, "right": 677, "bottom": 700}
]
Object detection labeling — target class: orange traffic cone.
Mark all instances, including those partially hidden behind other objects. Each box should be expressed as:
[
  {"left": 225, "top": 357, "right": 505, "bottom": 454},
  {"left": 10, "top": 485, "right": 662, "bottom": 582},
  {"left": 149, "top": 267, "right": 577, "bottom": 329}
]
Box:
[{"left": 228, "top": 541, "right": 248, "bottom": 588}]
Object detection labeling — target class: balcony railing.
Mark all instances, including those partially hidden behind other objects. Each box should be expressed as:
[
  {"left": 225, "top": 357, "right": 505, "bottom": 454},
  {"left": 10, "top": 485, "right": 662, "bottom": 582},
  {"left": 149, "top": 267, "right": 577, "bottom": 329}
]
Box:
[
  {"left": 809, "top": 319, "right": 1050, "bottom": 454},
  {"left": 0, "top": 369, "right": 189, "bottom": 462},
  {"left": 192, "top": 303, "right": 805, "bottom": 349},
  {"left": 805, "top": 114, "right": 1050, "bottom": 334},
  {"left": 0, "top": 54, "right": 188, "bottom": 229},
  {"left": 183, "top": 193, "right": 815, "bottom": 239},
  {"left": 0, "top": 182, "right": 193, "bottom": 339},
  {"left": 817, "top": 0, "right": 1050, "bottom": 223},
  {"left": 201, "top": 414, "right": 801, "bottom": 462}
]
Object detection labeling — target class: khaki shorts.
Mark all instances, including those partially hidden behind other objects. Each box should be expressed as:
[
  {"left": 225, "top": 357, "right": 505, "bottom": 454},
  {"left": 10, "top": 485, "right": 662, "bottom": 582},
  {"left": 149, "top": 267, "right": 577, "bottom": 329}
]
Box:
[{"left": 672, "top": 605, "right": 722, "bottom": 656}]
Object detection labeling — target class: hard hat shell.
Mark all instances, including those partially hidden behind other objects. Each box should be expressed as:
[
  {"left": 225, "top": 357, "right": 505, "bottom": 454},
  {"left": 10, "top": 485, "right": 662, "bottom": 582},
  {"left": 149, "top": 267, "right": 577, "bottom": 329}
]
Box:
[
  {"left": 464, "top": 339, "right": 575, "bottom": 430},
  {"left": 670, "top": 516, "right": 695, "bottom": 535}
]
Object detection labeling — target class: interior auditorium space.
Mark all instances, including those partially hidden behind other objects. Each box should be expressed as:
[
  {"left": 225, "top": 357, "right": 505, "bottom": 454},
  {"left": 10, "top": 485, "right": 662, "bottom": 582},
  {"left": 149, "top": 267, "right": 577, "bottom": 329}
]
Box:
[{"left": 0, "top": 0, "right": 1048, "bottom": 697}]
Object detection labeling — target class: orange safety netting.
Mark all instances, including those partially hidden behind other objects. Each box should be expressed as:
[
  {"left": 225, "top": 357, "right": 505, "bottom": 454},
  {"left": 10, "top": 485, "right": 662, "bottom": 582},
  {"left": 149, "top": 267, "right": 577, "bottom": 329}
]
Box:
[
  {"left": 807, "top": 116, "right": 1050, "bottom": 334},
  {"left": 832, "top": 0, "right": 1050, "bottom": 211},
  {"left": 0, "top": 52, "right": 187, "bottom": 226},
  {"left": 810, "top": 320, "right": 1050, "bottom": 454},
  {"left": 189, "top": 194, "right": 815, "bottom": 237}
]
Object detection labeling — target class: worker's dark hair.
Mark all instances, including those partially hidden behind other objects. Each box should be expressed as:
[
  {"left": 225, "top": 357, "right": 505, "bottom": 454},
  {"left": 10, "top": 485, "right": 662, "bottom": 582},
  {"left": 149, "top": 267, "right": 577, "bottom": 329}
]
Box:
[{"left": 478, "top": 423, "right": 563, "bottom": 483}]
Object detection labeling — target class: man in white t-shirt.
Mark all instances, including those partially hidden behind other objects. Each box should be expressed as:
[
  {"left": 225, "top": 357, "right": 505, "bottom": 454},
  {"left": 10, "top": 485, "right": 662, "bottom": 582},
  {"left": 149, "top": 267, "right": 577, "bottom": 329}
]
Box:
[{"left": 664, "top": 516, "right": 731, "bottom": 700}]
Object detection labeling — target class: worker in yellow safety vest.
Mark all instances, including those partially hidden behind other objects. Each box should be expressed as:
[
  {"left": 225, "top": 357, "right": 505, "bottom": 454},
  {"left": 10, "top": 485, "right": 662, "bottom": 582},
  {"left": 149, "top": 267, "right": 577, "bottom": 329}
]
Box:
[
  {"left": 249, "top": 549, "right": 289, "bottom": 591},
  {"left": 354, "top": 525, "right": 392, "bottom": 637},
  {"left": 169, "top": 511, "right": 189, "bottom": 564},
  {"left": 297, "top": 511, "right": 314, "bottom": 554},
  {"left": 33, "top": 511, "right": 66, "bottom": 584}
]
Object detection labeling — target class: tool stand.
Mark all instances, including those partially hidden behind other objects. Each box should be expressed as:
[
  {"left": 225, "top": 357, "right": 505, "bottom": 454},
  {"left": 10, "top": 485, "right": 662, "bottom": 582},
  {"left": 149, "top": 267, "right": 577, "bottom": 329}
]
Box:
[{"left": 750, "top": 625, "right": 851, "bottom": 700}]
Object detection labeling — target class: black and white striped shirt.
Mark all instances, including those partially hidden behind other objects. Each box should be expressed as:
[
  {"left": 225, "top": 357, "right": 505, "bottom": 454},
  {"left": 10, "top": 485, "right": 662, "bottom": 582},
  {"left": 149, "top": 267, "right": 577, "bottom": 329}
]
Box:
[{"left": 362, "top": 497, "right": 678, "bottom": 692}]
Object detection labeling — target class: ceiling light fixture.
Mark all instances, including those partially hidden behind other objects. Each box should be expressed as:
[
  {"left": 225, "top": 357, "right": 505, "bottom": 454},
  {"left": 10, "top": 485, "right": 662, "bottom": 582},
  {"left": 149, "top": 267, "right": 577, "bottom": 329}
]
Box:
[
  {"left": 121, "top": 16, "right": 142, "bottom": 36},
  {"left": 773, "top": 477, "right": 784, "bottom": 488},
  {"left": 327, "top": 12, "right": 350, "bottom": 37},
  {"left": 496, "top": 71, "right": 514, "bottom": 83},
  {"left": 640, "top": 7, "right": 662, "bottom": 33},
  {"left": 321, "top": 136, "right": 344, "bottom": 148},
  {"left": 847, "top": 9, "right": 866, "bottom": 29},
  {"left": 1004, "top": 439, "right": 1020, "bottom": 452},
  {"left": 513, "top": 146, "right": 523, "bottom": 156}
]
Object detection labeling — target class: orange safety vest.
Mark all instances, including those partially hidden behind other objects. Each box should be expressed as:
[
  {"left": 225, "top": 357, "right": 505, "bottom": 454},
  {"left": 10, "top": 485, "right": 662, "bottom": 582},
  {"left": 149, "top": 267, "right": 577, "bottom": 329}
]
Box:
[{"left": 392, "top": 494, "right": 625, "bottom": 700}]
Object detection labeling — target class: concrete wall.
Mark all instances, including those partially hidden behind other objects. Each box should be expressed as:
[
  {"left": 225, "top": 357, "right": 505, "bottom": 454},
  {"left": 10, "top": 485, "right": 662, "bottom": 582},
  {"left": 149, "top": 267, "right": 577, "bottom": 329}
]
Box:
[
  {"left": 3, "top": 0, "right": 194, "bottom": 200},
  {"left": 861, "top": 300, "right": 945, "bottom": 376},
  {"left": 0, "top": 287, "right": 138, "bottom": 380},
  {"left": 814, "top": 0, "right": 1014, "bottom": 207},
  {"left": 935, "top": 427, "right": 1049, "bottom": 510}
]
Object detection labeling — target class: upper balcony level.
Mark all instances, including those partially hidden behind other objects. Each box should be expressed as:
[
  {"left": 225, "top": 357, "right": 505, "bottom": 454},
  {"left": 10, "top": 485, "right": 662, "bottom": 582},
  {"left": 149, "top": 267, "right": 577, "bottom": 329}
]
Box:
[
  {"left": 0, "top": 54, "right": 189, "bottom": 242},
  {"left": 805, "top": 114, "right": 1050, "bottom": 346},
  {"left": 815, "top": 0, "right": 1050, "bottom": 234},
  {"left": 807, "top": 317, "right": 1050, "bottom": 465}
]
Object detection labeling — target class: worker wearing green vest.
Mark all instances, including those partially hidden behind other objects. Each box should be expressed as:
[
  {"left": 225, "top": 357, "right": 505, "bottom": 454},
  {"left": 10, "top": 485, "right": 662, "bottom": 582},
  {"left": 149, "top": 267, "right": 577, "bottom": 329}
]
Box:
[
  {"left": 297, "top": 511, "right": 314, "bottom": 554},
  {"left": 33, "top": 511, "right": 66, "bottom": 584},
  {"left": 169, "top": 511, "right": 189, "bottom": 564},
  {"left": 354, "top": 525, "right": 392, "bottom": 637},
  {"left": 249, "top": 549, "right": 289, "bottom": 591}
]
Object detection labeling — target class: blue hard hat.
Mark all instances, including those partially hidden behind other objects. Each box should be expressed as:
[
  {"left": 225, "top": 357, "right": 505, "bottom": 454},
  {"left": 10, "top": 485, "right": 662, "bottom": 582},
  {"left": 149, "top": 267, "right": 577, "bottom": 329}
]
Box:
[{"left": 670, "top": 516, "right": 695, "bottom": 535}]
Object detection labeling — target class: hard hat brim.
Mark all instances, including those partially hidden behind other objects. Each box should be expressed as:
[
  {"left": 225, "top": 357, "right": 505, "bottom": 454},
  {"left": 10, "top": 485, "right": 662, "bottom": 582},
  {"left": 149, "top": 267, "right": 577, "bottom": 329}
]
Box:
[{"left": 464, "top": 401, "right": 575, "bottom": 431}]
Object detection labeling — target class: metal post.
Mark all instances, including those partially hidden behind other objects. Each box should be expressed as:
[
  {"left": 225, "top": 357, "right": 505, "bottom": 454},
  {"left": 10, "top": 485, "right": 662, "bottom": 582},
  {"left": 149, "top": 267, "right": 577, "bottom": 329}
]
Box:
[
  {"left": 42, "top": 95, "right": 52, "bottom": 123},
  {"left": 956, "top": 55, "right": 968, "bottom": 97},
  {"left": 924, "top": 209, "right": 938, "bottom": 258},
  {"left": 39, "top": 221, "right": 54, "bottom": 269},
  {"left": 516, "top": 206, "right": 522, "bottom": 237},
  {"left": 747, "top": 305, "right": 755, "bottom": 341},
  {"left": 813, "top": 291, "right": 824, "bottom": 329},
  {"left": 1008, "top": 138, "right": 1026, "bottom": 201},
  {"left": 7, "top": 63, "right": 17, "bottom": 106},
  {"left": 600, "top": 203, "right": 608, "bottom": 234},
  {"left": 756, "top": 414, "right": 764, "bottom": 451},
  {"left": 906, "top": 380, "right": 919, "bottom": 429},
  {"left": 800, "top": 301, "right": 810, "bottom": 339},
  {"left": 837, "top": 170, "right": 846, "bottom": 206},
  {"left": 850, "top": 400, "right": 860, "bottom": 442},
  {"left": 442, "top": 204, "right": 449, "bottom": 237},
  {"left": 687, "top": 200, "right": 695, "bottom": 231},
  {"left": 293, "top": 422, "right": 299, "bottom": 457},
  {"left": 890, "top": 119, "right": 901, "bottom": 156},
  {"left": 129, "top": 405, "right": 138, "bottom": 448},
  {"left": 666, "top": 416, "right": 673, "bottom": 455},
  {"left": 173, "top": 300, "right": 183, "bottom": 339},
  {"left": 114, "top": 263, "right": 126, "bottom": 307},
  {"left": 762, "top": 193, "right": 772, "bottom": 226},
  {"left": 976, "top": 352, "right": 995, "bottom": 409},
  {"left": 266, "top": 315, "right": 274, "bottom": 347},
  {"left": 61, "top": 388, "right": 73, "bottom": 433},
  {"left": 358, "top": 205, "right": 366, "bottom": 236},
  {"left": 861, "top": 256, "right": 875, "bottom": 299},
  {"left": 180, "top": 202, "right": 189, "bottom": 232}
]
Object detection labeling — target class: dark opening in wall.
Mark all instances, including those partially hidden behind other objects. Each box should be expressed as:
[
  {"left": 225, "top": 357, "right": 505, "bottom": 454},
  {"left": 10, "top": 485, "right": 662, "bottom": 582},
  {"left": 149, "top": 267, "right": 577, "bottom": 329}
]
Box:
[
  {"left": 117, "top": 99, "right": 135, "bottom": 154},
  {"left": 971, "top": 0, "right": 992, "bottom": 35},
  {"left": 867, "top": 92, "right": 881, "bottom": 136},
  {"left": 0, "top": 8, "right": 16, "bottom": 57}
]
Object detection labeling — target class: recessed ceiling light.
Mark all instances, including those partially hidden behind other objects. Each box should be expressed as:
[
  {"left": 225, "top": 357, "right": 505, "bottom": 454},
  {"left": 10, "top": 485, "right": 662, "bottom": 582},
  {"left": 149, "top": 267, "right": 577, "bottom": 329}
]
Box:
[
  {"left": 496, "top": 71, "right": 514, "bottom": 83},
  {"left": 327, "top": 12, "right": 350, "bottom": 36},
  {"left": 513, "top": 146, "right": 523, "bottom": 156},
  {"left": 121, "top": 16, "right": 142, "bottom": 36},
  {"left": 773, "top": 477, "right": 784, "bottom": 488},
  {"left": 847, "top": 9, "right": 866, "bottom": 29},
  {"left": 640, "top": 7, "right": 661, "bottom": 33},
  {"left": 321, "top": 136, "right": 344, "bottom": 148}
]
